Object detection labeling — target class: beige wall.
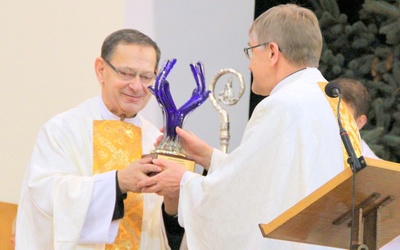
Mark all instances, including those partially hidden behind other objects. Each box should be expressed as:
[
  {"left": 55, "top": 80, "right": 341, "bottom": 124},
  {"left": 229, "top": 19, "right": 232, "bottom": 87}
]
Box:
[
  {"left": 0, "top": 1, "right": 124, "bottom": 203},
  {"left": 0, "top": 0, "right": 254, "bottom": 205}
]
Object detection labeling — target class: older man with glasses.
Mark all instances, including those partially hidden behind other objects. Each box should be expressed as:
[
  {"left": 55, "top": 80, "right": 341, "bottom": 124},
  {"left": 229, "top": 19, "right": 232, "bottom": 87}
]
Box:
[
  {"left": 16, "top": 29, "right": 186, "bottom": 250},
  {"left": 138, "top": 4, "right": 361, "bottom": 250}
]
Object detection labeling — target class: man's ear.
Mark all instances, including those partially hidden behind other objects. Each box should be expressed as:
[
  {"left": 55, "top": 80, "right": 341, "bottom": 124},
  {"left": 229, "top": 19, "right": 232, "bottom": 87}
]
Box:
[
  {"left": 268, "top": 42, "right": 280, "bottom": 62},
  {"left": 94, "top": 57, "right": 105, "bottom": 85},
  {"left": 355, "top": 114, "right": 368, "bottom": 130}
]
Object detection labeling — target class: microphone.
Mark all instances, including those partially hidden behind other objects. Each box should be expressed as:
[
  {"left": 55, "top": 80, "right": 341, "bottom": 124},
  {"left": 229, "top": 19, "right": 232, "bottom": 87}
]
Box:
[
  {"left": 324, "top": 81, "right": 341, "bottom": 98},
  {"left": 324, "top": 82, "right": 366, "bottom": 173}
]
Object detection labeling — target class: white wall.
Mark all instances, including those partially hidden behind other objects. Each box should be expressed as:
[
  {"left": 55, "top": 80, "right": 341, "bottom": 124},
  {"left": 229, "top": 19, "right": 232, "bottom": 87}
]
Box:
[
  {"left": 0, "top": 0, "right": 254, "bottom": 204},
  {"left": 0, "top": 1, "right": 124, "bottom": 203}
]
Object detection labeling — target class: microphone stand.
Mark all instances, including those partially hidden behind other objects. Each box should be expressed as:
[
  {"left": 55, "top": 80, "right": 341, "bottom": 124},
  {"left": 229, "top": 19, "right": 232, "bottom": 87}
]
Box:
[{"left": 335, "top": 94, "right": 368, "bottom": 250}]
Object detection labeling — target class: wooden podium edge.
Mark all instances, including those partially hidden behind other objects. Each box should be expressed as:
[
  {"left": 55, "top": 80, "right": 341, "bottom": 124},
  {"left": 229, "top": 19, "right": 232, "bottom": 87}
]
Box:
[{"left": 259, "top": 157, "right": 400, "bottom": 238}]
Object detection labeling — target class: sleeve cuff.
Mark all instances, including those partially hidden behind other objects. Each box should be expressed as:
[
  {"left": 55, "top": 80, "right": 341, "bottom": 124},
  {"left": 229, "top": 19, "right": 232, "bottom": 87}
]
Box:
[{"left": 112, "top": 171, "right": 127, "bottom": 221}]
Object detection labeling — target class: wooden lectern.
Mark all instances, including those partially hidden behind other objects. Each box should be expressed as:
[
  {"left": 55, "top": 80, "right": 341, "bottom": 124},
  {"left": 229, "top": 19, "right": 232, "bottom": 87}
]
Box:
[{"left": 259, "top": 157, "right": 400, "bottom": 250}]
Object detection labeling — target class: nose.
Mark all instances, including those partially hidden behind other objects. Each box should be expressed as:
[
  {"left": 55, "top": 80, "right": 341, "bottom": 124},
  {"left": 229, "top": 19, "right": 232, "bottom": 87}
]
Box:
[{"left": 127, "top": 75, "right": 145, "bottom": 90}]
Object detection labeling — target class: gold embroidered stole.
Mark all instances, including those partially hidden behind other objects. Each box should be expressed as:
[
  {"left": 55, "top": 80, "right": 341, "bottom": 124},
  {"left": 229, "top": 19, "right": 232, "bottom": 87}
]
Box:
[
  {"left": 93, "top": 120, "right": 143, "bottom": 249},
  {"left": 318, "top": 82, "right": 362, "bottom": 169}
]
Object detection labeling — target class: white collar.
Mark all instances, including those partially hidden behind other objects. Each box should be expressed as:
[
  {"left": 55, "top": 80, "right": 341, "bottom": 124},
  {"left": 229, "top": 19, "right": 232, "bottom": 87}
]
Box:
[
  {"left": 270, "top": 67, "right": 316, "bottom": 95},
  {"left": 97, "top": 96, "right": 142, "bottom": 127}
]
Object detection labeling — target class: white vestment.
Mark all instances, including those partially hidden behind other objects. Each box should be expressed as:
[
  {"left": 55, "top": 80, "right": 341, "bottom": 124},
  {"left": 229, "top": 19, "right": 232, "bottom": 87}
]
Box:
[
  {"left": 178, "top": 68, "right": 353, "bottom": 249},
  {"left": 16, "top": 96, "right": 171, "bottom": 249}
]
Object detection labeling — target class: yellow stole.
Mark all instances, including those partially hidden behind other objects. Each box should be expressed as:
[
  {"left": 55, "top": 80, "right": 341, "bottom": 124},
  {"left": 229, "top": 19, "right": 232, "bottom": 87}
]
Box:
[
  {"left": 93, "top": 120, "right": 143, "bottom": 249},
  {"left": 318, "top": 82, "right": 362, "bottom": 169}
]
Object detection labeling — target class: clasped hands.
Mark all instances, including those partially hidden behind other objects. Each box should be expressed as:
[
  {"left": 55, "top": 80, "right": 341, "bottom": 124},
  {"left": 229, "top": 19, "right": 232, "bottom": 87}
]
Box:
[
  {"left": 137, "top": 127, "right": 200, "bottom": 197},
  {"left": 117, "top": 151, "right": 186, "bottom": 196},
  {"left": 119, "top": 127, "right": 212, "bottom": 198},
  {"left": 119, "top": 127, "right": 213, "bottom": 198}
]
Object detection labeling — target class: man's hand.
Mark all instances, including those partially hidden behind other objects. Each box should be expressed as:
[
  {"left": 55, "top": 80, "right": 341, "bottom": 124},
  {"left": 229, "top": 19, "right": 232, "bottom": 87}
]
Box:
[
  {"left": 117, "top": 157, "right": 162, "bottom": 193},
  {"left": 137, "top": 158, "right": 187, "bottom": 196},
  {"left": 176, "top": 127, "right": 213, "bottom": 170}
]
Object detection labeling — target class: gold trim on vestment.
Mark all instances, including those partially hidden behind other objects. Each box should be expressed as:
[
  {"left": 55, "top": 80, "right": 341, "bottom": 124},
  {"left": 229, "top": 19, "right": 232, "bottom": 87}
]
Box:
[
  {"left": 93, "top": 120, "right": 143, "bottom": 249},
  {"left": 318, "top": 82, "right": 362, "bottom": 168}
]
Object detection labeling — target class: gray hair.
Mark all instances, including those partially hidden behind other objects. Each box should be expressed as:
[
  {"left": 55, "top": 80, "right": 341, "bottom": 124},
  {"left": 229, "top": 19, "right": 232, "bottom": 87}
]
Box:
[{"left": 249, "top": 4, "right": 322, "bottom": 67}]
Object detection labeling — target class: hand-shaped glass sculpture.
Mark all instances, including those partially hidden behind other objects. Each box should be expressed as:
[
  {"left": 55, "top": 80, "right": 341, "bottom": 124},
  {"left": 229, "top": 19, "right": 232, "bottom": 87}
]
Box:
[{"left": 149, "top": 59, "right": 211, "bottom": 157}]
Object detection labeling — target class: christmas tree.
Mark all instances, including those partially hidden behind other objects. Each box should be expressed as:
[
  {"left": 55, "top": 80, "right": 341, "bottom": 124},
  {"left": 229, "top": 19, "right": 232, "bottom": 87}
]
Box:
[{"left": 311, "top": 0, "right": 400, "bottom": 162}]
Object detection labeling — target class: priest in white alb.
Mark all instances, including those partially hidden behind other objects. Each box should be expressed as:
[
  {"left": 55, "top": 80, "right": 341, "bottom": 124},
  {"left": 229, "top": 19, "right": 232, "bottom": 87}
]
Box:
[
  {"left": 16, "top": 29, "right": 186, "bottom": 250},
  {"left": 138, "top": 4, "right": 361, "bottom": 250}
]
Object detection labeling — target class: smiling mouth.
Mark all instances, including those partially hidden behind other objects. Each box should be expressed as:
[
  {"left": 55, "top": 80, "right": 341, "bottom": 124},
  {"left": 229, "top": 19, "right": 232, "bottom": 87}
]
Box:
[{"left": 123, "top": 92, "right": 140, "bottom": 99}]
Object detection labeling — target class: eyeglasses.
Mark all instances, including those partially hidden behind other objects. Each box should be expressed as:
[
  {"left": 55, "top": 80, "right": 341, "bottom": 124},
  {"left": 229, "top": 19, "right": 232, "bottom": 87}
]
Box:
[
  {"left": 243, "top": 42, "right": 268, "bottom": 60},
  {"left": 102, "top": 57, "right": 156, "bottom": 84}
]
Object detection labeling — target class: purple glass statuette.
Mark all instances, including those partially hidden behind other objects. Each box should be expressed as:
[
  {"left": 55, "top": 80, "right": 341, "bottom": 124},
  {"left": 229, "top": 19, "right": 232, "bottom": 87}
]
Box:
[{"left": 149, "top": 59, "right": 211, "bottom": 157}]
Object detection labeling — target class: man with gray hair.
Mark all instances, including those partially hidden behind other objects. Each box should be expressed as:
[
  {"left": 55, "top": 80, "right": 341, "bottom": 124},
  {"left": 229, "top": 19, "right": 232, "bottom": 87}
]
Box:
[{"left": 138, "top": 4, "right": 361, "bottom": 249}]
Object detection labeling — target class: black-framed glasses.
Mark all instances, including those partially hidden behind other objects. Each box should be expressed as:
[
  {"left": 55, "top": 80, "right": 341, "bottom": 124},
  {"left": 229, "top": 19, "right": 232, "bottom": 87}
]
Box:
[
  {"left": 243, "top": 42, "right": 268, "bottom": 60},
  {"left": 102, "top": 57, "right": 156, "bottom": 84}
]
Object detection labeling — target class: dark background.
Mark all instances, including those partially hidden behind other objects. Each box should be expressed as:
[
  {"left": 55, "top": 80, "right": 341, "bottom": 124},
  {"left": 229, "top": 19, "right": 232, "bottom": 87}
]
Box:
[{"left": 249, "top": 0, "right": 364, "bottom": 117}]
